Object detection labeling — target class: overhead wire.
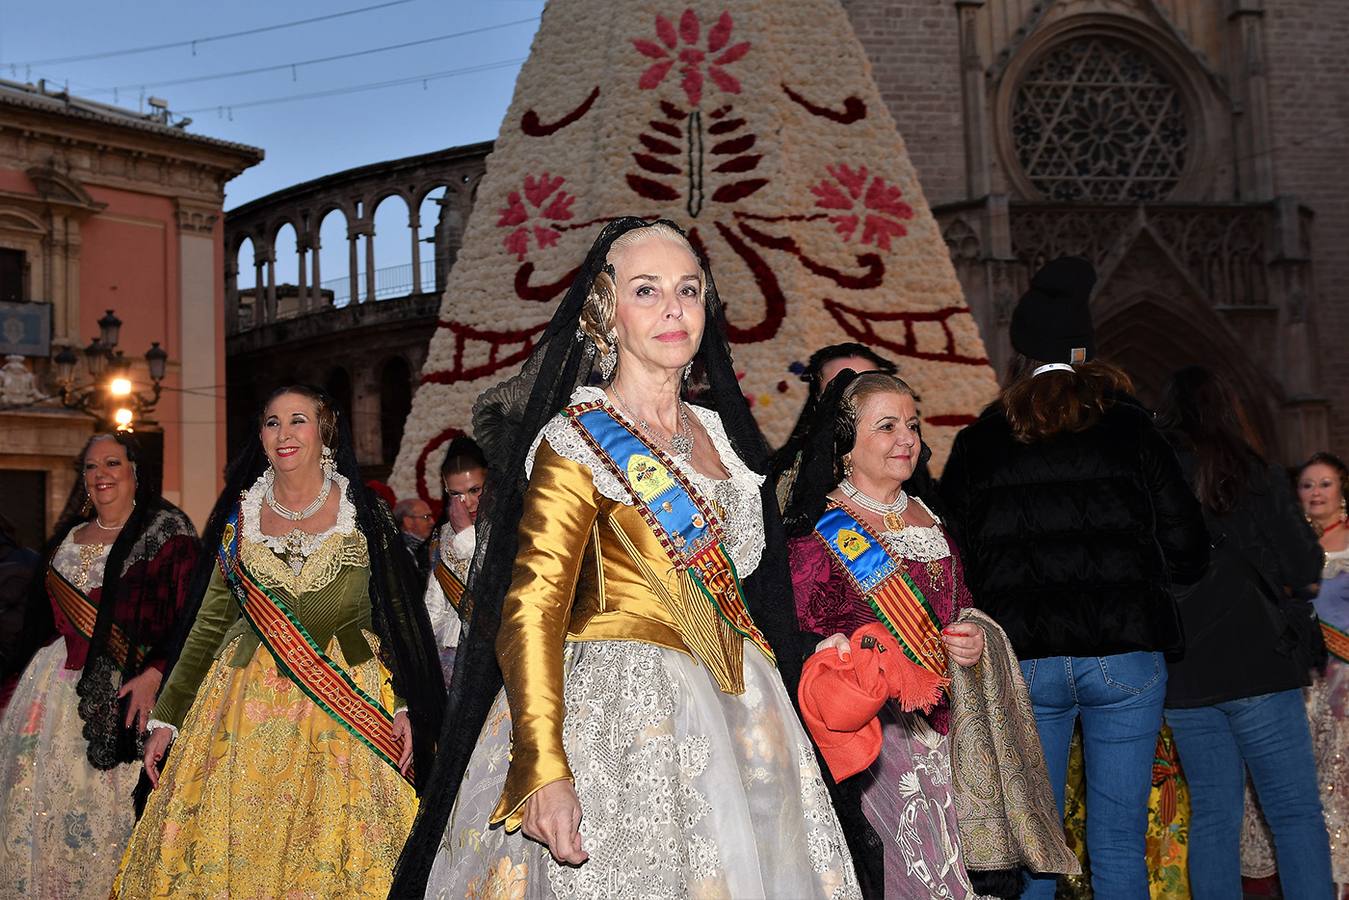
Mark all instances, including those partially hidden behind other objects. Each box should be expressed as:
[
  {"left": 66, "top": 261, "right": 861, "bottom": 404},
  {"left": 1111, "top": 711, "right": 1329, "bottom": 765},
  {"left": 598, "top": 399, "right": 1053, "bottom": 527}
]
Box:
[
  {"left": 178, "top": 57, "right": 527, "bottom": 115},
  {"left": 84, "top": 17, "right": 538, "bottom": 97},
  {"left": 6, "top": 0, "right": 416, "bottom": 67}
]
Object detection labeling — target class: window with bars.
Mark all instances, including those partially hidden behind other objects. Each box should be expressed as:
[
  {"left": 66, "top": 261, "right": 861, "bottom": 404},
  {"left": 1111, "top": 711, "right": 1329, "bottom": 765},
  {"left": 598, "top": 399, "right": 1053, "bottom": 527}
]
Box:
[{"left": 1011, "top": 36, "right": 1190, "bottom": 203}]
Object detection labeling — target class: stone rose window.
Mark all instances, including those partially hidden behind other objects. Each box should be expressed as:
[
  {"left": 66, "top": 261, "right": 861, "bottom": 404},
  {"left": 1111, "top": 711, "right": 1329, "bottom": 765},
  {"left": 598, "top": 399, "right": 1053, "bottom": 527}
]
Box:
[{"left": 1011, "top": 36, "right": 1190, "bottom": 202}]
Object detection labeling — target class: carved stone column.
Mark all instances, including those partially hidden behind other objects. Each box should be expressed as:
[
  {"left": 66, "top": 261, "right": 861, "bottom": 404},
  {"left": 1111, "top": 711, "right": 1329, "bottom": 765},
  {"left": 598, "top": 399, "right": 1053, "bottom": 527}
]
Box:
[
  {"left": 1228, "top": 0, "right": 1275, "bottom": 200},
  {"left": 364, "top": 231, "right": 376, "bottom": 303},
  {"left": 347, "top": 229, "right": 360, "bottom": 308},
  {"left": 956, "top": 0, "right": 989, "bottom": 201},
  {"left": 310, "top": 235, "right": 323, "bottom": 309},
  {"left": 262, "top": 237, "right": 278, "bottom": 323},
  {"left": 296, "top": 234, "right": 309, "bottom": 314},
  {"left": 409, "top": 210, "right": 422, "bottom": 295}
]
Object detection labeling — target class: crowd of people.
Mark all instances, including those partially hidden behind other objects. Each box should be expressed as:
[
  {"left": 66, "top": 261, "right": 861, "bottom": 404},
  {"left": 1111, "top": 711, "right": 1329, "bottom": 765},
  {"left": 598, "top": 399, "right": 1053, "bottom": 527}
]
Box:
[{"left": 0, "top": 217, "right": 1345, "bottom": 899}]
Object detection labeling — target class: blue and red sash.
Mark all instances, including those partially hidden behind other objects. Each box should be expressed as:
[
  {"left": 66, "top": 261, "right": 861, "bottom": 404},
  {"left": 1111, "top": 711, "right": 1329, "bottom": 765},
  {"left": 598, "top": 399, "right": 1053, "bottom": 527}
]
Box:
[
  {"left": 814, "top": 505, "right": 949, "bottom": 678},
  {"left": 564, "top": 400, "right": 774, "bottom": 693}
]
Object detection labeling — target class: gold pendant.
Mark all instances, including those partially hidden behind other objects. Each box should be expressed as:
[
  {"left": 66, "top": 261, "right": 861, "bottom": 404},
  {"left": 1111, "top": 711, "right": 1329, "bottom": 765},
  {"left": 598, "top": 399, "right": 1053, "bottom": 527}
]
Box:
[{"left": 884, "top": 511, "right": 905, "bottom": 532}]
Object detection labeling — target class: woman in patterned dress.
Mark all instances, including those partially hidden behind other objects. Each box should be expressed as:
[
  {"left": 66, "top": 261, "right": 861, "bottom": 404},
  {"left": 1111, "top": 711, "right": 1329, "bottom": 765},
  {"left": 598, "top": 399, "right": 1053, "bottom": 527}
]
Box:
[
  {"left": 0, "top": 432, "right": 198, "bottom": 897},
  {"left": 783, "top": 370, "right": 1076, "bottom": 899},
  {"left": 112, "top": 385, "right": 443, "bottom": 898},
  {"left": 1301, "top": 453, "right": 1349, "bottom": 892},
  {"left": 393, "top": 218, "right": 860, "bottom": 899},
  {"left": 786, "top": 371, "right": 981, "bottom": 899}
]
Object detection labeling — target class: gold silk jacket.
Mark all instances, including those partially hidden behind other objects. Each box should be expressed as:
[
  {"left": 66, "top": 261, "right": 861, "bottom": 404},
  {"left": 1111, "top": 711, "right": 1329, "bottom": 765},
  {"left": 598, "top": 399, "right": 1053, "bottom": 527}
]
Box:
[{"left": 493, "top": 439, "right": 707, "bottom": 827}]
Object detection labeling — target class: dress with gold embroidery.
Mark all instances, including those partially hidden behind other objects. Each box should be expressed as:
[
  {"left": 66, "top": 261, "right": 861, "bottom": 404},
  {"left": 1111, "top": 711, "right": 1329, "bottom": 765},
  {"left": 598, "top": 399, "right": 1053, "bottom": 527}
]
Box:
[
  {"left": 112, "top": 474, "right": 416, "bottom": 899},
  {"left": 423, "top": 387, "right": 859, "bottom": 900}
]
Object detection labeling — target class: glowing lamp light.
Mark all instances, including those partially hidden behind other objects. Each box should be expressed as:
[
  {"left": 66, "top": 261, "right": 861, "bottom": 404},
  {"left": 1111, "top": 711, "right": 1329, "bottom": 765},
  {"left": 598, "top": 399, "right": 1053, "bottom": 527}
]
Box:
[
  {"left": 109, "top": 377, "right": 133, "bottom": 397},
  {"left": 113, "top": 407, "right": 134, "bottom": 430}
]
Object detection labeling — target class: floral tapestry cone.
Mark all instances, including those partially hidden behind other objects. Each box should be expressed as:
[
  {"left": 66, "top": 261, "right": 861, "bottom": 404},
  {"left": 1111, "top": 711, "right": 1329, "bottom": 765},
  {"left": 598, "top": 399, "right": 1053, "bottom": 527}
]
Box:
[{"left": 391, "top": 0, "right": 1000, "bottom": 501}]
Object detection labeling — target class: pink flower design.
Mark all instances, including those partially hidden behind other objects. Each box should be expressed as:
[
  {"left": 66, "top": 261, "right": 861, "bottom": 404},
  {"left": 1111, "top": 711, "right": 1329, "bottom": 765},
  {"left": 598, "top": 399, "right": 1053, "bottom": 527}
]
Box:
[
  {"left": 21, "top": 699, "right": 45, "bottom": 736},
  {"left": 497, "top": 173, "right": 576, "bottom": 261},
  {"left": 810, "top": 164, "right": 915, "bottom": 251},
  {"left": 633, "top": 9, "right": 750, "bottom": 107}
]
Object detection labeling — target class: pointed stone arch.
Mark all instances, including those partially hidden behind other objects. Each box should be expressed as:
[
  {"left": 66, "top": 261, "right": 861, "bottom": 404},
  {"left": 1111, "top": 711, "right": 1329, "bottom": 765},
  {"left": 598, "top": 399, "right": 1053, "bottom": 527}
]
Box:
[{"left": 1092, "top": 228, "right": 1283, "bottom": 452}]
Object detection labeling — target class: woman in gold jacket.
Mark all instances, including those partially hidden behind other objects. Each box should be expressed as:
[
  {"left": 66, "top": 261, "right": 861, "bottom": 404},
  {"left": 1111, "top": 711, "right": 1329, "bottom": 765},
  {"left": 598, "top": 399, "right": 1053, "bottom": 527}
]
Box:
[
  {"left": 114, "top": 385, "right": 443, "bottom": 899},
  {"left": 396, "top": 219, "right": 859, "bottom": 899}
]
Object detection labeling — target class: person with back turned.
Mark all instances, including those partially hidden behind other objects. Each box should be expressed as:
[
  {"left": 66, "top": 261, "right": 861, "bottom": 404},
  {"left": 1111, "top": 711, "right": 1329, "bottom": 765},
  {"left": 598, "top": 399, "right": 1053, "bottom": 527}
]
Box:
[{"left": 941, "top": 257, "right": 1209, "bottom": 900}]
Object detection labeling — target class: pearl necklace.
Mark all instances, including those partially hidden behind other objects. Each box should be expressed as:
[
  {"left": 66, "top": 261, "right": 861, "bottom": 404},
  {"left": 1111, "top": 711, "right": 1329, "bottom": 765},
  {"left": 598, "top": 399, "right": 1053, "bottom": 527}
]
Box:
[
  {"left": 94, "top": 502, "right": 135, "bottom": 531},
  {"left": 264, "top": 470, "right": 332, "bottom": 521},
  {"left": 840, "top": 478, "right": 909, "bottom": 532},
  {"left": 610, "top": 386, "right": 694, "bottom": 459}
]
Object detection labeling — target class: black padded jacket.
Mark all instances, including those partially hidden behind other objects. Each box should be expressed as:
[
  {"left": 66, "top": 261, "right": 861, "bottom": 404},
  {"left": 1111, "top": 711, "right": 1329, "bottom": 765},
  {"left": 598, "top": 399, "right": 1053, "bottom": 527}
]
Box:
[{"left": 940, "top": 396, "right": 1209, "bottom": 661}]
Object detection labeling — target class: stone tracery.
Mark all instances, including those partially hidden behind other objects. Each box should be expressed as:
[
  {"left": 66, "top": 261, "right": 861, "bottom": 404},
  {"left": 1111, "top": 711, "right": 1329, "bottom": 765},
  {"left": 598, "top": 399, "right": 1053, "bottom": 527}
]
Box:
[{"left": 1012, "top": 35, "right": 1190, "bottom": 202}]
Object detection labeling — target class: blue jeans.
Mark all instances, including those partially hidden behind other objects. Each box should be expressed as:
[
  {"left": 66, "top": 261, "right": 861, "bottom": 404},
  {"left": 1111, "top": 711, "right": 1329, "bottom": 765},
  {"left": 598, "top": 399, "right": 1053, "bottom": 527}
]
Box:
[
  {"left": 1019, "top": 651, "right": 1166, "bottom": 900},
  {"left": 1165, "top": 689, "right": 1333, "bottom": 900}
]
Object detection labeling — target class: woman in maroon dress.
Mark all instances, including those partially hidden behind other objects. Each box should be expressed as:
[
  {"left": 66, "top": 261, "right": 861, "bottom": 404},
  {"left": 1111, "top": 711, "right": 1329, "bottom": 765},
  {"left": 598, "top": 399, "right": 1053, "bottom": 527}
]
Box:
[{"left": 785, "top": 370, "right": 1075, "bottom": 899}]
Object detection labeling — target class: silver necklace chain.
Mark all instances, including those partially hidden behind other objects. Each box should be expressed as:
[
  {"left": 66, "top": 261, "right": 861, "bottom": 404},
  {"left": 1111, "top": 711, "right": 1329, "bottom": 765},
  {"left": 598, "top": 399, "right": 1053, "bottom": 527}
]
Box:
[
  {"left": 610, "top": 385, "right": 694, "bottom": 459},
  {"left": 840, "top": 478, "right": 909, "bottom": 518},
  {"left": 265, "top": 469, "right": 332, "bottom": 521}
]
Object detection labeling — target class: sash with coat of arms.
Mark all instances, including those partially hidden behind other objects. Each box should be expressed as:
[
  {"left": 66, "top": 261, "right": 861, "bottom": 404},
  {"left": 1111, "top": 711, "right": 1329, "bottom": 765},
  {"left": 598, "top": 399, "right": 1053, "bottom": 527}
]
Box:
[
  {"left": 564, "top": 400, "right": 774, "bottom": 695},
  {"left": 814, "top": 504, "right": 949, "bottom": 679}
]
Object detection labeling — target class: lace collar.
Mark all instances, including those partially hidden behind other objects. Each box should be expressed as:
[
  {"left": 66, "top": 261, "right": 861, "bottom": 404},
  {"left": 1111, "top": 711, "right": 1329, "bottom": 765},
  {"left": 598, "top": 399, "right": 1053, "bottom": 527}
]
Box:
[
  {"left": 52, "top": 530, "right": 113, "bottom": 591},
  {"left": 526, "top": 385, "right": 767, "bottom": 575},
  {"left": 1326, "top": 545, "right": 1349, "bottom": 580},
  {"left": 241, "top": 471, "right": 357, "bottom": 555},
  {"left": 238, "top": 472, "right": 368, "bottom": 596}
]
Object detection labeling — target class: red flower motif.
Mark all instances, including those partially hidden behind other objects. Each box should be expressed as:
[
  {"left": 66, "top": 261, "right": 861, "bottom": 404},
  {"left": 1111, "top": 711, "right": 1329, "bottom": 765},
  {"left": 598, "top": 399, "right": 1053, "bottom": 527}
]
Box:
[
  {"left": 497, "top": 173, "right": 575, "bottom": 261},
  {"left": 810, "top": 164, "right": 915, "bottom": 251},
  {"left": 633, "top": 9, "right": 750, "bottom": 107}
]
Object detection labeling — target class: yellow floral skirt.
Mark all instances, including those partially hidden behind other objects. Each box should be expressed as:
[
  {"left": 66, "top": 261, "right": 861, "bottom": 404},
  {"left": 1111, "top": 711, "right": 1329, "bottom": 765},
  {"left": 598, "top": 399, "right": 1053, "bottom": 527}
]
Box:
[{"left": 113, "top": 635, "right": 416, "bottom": 899}]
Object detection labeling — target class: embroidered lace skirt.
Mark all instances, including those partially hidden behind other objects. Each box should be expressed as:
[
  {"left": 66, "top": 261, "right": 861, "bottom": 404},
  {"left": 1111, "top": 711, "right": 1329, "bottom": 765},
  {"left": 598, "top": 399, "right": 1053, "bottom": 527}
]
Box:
[
  {"left": 0, "top": 641, "right": 138, "bottom": 898},
  {"left": 426, "top": 639, "right": 860, "bottom": 900},
  {"left": 112, "top": 635, "right": 416, "bottom": 899},
  {"left": 1242, "top": 660, "right": 1349, "bottom": 883},
  {"left": 860, "top": 704, "right": 973, "bottom": 899}
]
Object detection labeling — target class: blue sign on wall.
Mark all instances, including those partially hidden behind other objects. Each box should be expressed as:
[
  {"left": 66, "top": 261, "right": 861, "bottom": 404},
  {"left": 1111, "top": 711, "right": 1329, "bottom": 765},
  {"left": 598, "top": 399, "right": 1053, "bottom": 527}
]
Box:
[{"left": 0, "top": 301, "right": 51, "bottom": 356}]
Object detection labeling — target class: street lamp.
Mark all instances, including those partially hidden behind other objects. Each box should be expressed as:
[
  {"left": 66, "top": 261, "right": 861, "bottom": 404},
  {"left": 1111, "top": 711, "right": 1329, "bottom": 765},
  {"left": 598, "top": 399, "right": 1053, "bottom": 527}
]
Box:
[
  {"left": 53, "top": 308, "right": 167, "bottom": 430},
  {"left": 97, "top": 309, "right": 122, "bottom": 348}
]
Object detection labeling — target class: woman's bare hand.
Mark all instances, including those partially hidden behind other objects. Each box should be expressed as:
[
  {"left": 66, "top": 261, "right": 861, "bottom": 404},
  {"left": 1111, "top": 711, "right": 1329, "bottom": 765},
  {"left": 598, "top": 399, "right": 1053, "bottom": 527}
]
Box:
[
  {"left": 393, "top": 710, "right": 414, "bottom": 775},
  {"left": 942, "top": 622, "right": 984, "bottom": 668},
  {"left": 815, "top": 632, "right": 852, "bottom": 661},
  {"left": 522, "top": 779, "right": 588, "bottom": 865},
  {"left": 143, "top": 727, "right": 173, "bottom": 788},
  {"left": 117, "top": 668, "right": 163, "bottom": 733}
]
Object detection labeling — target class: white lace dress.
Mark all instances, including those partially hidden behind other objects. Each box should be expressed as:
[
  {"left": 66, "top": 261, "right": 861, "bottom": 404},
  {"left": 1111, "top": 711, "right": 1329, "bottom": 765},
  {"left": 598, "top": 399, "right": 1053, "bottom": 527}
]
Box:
[
  {"left": 424, "top": 388, "right": 860, "bottom": 900},
  {"left": 0, "top": 531, "right": 138, "bottom": 898}
]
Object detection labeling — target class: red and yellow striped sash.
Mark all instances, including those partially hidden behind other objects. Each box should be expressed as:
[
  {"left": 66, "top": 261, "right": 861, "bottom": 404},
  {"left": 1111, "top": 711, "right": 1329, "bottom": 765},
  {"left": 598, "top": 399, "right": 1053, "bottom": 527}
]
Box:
[
  {"left": 1323, "top": 621, "right": 1349, "bottom": 665},
  {"left": 218, "top": 515, "right": 412, "bottom": 784},
  {"left": 45, "top": 566, "right": 141, "bottom": 670},
  {"left": 433, "top": 561, "right": 465, "bottom": 611}
]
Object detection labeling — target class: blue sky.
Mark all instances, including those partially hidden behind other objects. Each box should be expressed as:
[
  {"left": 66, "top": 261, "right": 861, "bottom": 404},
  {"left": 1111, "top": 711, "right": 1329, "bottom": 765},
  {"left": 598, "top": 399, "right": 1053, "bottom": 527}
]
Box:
[{"left": 1, "top": 0, "right": 543, "bottom": 279}]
